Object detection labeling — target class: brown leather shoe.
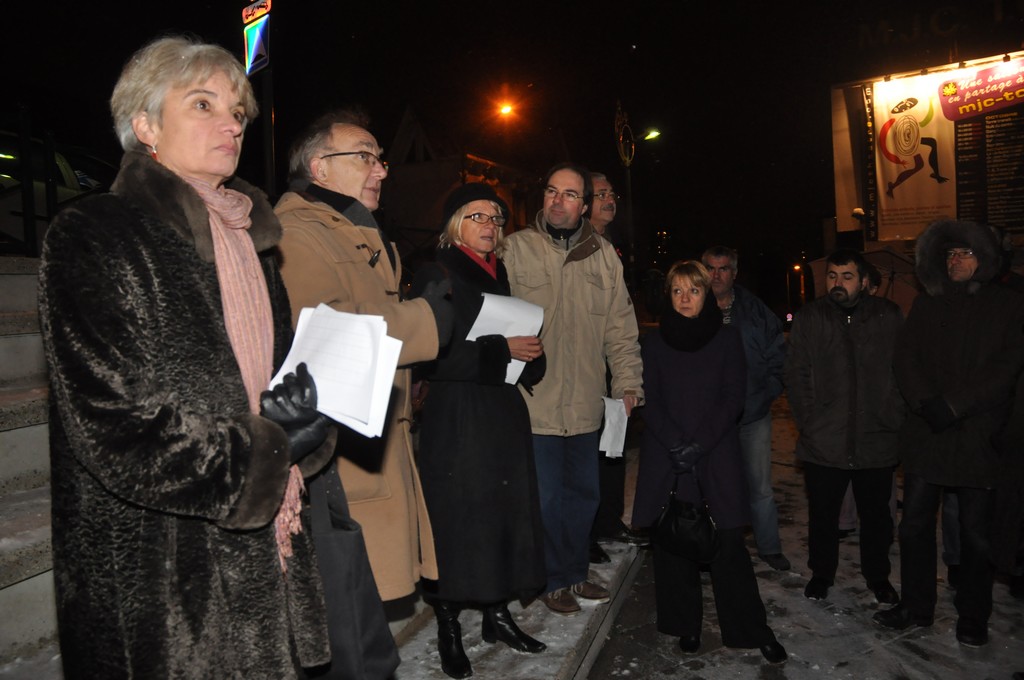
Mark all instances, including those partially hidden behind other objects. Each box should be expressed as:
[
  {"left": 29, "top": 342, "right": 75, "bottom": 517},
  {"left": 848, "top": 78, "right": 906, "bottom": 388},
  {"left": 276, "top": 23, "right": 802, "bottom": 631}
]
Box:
[
  {"left": 571, "top": 579, "right": 610, "bottom": 603},
  {"left": 540, "top": 588, "right": 581, "bottom": 614}
]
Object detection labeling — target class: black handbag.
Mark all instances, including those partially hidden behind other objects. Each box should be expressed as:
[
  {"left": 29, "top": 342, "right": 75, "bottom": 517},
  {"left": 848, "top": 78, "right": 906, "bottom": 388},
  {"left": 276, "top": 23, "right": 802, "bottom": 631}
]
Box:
[
  {"left": 654, "top": 472, "right": 720, "bottom": 563},
  {"left": 305, "top": 466, "right": 400, "bottom": 680}
]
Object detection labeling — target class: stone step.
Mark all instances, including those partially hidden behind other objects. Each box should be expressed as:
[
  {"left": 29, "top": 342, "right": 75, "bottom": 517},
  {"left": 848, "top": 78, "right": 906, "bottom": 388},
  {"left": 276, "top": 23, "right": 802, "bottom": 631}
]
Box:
[
  {"left": 0, "top": 486, "right": 57, "bottom": 669},
  {"left": 0, "top": 333, "right": 45, "bottom": 387},
  {"left": 0, "top": 257, "right": 40, "bottom": 315},
  {"left": 0, "top": 376, "right": 49, "bottom": 497}
]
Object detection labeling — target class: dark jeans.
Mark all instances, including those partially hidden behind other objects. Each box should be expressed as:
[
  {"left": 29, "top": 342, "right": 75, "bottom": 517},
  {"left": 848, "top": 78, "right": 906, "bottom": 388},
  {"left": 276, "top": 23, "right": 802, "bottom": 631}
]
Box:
[
  {"left": 652, "top": 527, "right": 774, "bottom": 648},
  {"left": 804, "top": 462, "right": 894, "bottom": 584},
  {"left": 591, "top": 452, "right": 627, "bottom": 539},
  {"left": 899, "top": 473, "right": 994, "bottom": 625},
  {"left": 533, "top": 432, "right": 601, "bottom": 592}
]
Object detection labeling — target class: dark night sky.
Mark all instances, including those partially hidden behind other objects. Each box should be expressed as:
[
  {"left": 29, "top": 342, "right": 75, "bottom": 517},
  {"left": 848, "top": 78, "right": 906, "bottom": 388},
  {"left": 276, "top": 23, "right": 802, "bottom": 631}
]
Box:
[{"left": 5, "top": 0, "right": 1024, "bottom": 305}]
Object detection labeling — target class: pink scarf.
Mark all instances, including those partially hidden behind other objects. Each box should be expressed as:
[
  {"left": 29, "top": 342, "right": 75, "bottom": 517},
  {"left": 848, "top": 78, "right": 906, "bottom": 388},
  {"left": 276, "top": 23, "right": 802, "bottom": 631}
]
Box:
[{"left": 185, "top": 176, "right": 303, "bottom": 573}]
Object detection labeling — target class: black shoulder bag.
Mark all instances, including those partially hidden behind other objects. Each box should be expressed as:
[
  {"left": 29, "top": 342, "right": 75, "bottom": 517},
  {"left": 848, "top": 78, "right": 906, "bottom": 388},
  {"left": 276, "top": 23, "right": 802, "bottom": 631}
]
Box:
[{"left": 654, "top": 472, "right": 720, "bottom": 563}]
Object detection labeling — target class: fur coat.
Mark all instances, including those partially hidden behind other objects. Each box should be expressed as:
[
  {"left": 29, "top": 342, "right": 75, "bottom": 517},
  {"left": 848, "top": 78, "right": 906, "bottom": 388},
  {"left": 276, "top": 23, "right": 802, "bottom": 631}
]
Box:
[
  {"left": 895, "top": 219, "right": 1024, "bottom": 487},
  {"left": 39, "top": 152, "right": 334, "bottom": 679}
]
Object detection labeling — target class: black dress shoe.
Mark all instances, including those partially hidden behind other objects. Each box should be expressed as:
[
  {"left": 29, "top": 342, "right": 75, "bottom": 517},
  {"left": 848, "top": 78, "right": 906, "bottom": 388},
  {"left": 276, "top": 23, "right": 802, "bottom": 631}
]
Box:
[
  {"left": 872, "top": 603, "right": 933, "bottom": 630},
  {"left": 589, "top": 541, "right": 611, "bottom": 564},
  {"left": 868, "top": 579, "right": 900, "bottom": 605},
  {"left": 678, "top": 635, "right": 700, "bottom": 654},
  {"left": 955, "top": 618, "right": 988, "bottom": 647},
  {"left": 759, "top": 639, "right": 788, "bottom": 664},
  {"left": 803, "top": 576, "right": 830, "bottom": 600}
]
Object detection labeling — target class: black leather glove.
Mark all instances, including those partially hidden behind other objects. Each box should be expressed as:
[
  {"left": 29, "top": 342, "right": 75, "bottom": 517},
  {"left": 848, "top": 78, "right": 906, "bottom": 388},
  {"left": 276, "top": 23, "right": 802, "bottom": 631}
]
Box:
[
  {"left": 668, "top": 442, "right": 703, "bottom": 474},
  {"left": 420, "top": 279, "right": 455, "bottom": 347},
  {"left": 919, "top": 395, "right": 956, "bottom": 433},
  {"left": 260, "top": 363, "right": 329, "bottom": 464}
]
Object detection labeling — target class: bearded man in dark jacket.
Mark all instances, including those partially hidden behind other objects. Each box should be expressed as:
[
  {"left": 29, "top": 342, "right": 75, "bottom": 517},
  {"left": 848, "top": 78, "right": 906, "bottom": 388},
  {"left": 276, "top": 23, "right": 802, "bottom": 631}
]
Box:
[
  {"left": 874, "top": 219, "right": 1024, "bottom": 648},
  {"left": 786, "top": 249, "right": 904, "bottom": 606}
]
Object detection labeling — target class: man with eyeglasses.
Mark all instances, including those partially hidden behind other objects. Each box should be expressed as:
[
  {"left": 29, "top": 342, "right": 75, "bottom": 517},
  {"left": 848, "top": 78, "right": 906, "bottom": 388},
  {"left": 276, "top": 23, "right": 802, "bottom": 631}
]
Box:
[
  {"left": 587, "top": 172, "right": 647, "bottom": 566},
  {"left": 589, "top": 173, "right": 617, "bottom": 237},
  {"left": 502, "top": 162, "right": 644, "bottom": 615},
  {"left": 275, "top": 109, "right": 455, "bottom": 668},
  {"left": 875, "top": 219, "right": 1024, "bottom": 650}
]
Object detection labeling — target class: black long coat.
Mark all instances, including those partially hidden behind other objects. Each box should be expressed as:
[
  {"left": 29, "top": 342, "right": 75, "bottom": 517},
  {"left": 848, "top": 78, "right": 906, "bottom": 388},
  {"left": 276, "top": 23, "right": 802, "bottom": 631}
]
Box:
[
  {"left": 632, "top": 320, "right": 750, "bottom": 531},
  {"left": 39, "top": 152, "right": 334, "bottom": 679},
  {"left": 895, "top": 219, "right": 1024, "bottom": 488},
  {"left": 411, "top": 246, "right": 546, "bottom": 603}
]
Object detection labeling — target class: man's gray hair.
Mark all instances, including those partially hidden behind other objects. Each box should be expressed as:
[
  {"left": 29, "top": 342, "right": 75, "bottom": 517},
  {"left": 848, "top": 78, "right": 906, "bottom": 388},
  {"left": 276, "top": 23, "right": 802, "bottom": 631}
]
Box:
[
  {"left": 110, "top": 36, "right": 257, "bottom": 152},
  {"left": 287, "top": 107, "right": 372, "bottom": 184},
  {"left": 702, "top": 245, "right": 738, "bottom": 270}
]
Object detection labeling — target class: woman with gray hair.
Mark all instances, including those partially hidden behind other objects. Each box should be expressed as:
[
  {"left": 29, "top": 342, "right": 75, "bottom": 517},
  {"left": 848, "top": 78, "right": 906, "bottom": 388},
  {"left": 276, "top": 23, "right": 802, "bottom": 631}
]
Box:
[{"left": 39, "top": 35, "right": 335, "bottom": 678}]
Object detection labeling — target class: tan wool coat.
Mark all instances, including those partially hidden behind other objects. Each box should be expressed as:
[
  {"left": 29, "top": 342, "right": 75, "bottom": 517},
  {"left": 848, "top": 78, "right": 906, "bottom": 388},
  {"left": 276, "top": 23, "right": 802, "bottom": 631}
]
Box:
[{"left": 275, "top": 190, "right": 439, "bottom": 600}]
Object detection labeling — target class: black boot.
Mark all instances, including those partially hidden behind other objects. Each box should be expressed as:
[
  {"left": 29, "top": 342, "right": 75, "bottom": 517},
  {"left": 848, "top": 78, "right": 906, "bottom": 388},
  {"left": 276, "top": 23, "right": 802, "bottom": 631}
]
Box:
[
  {"left": 482, "top": 603, "right": 547, "bottom": 653},
  {"left": 434, "top": 601, "right": 472, "bottom": 678}
]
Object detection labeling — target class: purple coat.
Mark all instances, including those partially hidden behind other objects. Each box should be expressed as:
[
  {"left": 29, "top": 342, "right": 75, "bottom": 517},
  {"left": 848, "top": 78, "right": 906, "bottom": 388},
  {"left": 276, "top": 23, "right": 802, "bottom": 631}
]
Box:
[{"left": 633, "top": 324, "right": 750, "bottom": 530}]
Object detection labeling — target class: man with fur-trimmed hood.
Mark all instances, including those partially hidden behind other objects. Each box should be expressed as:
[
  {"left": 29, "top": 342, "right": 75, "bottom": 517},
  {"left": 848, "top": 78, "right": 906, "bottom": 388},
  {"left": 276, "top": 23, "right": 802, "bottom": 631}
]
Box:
[{"left": 874, "top": 219, "right": 1024, "bottom": 648}]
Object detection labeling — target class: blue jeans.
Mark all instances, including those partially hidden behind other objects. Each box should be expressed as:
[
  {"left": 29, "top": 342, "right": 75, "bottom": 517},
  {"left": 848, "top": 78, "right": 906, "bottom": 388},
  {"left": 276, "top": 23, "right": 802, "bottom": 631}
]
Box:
[
  {"left": 533, "top": 432, "right": 601, "bottom": 592},
  {"left": 738, "top": 413, "right": 782, "bottom": 555}
]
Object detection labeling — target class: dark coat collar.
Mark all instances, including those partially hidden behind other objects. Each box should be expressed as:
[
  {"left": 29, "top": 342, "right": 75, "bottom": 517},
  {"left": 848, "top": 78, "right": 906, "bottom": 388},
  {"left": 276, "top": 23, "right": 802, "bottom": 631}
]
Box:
[
  {"left": 436, "top": 245, "right": 510, "bottom": 293},
  {"left": 110, "top": 151, "right": 281, "bottom": 263}
]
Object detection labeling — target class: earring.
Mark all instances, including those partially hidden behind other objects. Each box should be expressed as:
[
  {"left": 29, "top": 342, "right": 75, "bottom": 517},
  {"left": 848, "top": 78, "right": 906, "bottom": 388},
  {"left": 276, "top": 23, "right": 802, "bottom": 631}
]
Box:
[{"left": 149, "top": 144, "right": 158, "bottom": 160}]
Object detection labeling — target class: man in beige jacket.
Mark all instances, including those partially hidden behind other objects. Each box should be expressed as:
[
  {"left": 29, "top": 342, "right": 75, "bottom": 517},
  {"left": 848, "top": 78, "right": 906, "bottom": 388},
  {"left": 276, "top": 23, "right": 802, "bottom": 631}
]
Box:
[
  {"left": 503, "top": 162, "right": 644, "bottom": 615},
  {"left": 275, "top": 108, "right": 453, "bottom": 605}
]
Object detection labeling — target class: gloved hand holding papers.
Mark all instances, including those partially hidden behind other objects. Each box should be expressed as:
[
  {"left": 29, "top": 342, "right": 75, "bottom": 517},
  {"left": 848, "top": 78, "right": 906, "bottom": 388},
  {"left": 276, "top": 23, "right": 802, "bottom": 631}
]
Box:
[
  {"left": 465, "top": 293, "right": 544, "bottom": 384},
  {"left": 270, "top": 304, "right": 402, "bottom": 437}
]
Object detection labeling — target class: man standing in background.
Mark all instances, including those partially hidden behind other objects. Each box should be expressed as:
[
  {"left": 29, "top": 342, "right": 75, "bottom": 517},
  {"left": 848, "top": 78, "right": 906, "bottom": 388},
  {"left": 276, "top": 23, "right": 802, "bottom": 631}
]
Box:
[{"left": 702, "top": 246, "right": 789, "bottom": 571}]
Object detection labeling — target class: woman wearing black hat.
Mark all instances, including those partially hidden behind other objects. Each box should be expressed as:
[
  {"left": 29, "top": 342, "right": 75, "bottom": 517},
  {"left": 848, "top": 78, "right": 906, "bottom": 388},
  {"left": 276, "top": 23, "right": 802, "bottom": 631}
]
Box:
[{"left": 410, "top": 183, "right": 548, "bottom": 678}]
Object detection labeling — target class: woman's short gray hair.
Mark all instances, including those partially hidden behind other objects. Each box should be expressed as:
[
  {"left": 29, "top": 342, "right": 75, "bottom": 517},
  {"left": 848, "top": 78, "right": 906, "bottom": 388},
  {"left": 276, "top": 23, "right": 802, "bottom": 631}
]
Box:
[
  {"left": 110, "top": 36, "right": 258, "bottom": 151},
  {"left": 439, "top": 201, "right": 505, "bottom": 253}
]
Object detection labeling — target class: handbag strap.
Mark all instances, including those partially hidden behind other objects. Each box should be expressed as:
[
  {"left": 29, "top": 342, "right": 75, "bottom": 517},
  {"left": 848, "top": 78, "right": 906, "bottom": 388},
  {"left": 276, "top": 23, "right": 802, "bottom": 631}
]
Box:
[
  {"left": 680, "top": 471, "right": 712, "bottom": 513},
  {"left": 309, "top": 464, "right": 347, "bottom": 535}
]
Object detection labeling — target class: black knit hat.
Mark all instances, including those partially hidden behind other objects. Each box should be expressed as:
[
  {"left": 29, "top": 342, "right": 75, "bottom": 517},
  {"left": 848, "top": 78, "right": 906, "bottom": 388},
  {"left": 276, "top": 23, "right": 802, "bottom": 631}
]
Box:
[{"left": 441, "top": 182, "right": 509, "bottom": 227}]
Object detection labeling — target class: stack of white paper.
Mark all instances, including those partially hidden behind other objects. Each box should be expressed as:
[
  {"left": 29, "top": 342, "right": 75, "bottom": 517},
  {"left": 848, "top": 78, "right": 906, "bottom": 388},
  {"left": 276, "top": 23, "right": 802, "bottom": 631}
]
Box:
[
  {"left": 466, "top": 293, "right": 545, "bottom": 384},
  {"left": 270, "top": 304, "right": 402, "bottom": 438}
]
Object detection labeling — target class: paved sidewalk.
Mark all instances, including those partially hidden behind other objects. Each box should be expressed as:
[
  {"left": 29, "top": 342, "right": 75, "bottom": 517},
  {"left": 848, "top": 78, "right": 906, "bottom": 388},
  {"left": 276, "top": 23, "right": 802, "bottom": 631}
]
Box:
[{"left": 395, "top": 396, "right": 1024, "bottom": 679}]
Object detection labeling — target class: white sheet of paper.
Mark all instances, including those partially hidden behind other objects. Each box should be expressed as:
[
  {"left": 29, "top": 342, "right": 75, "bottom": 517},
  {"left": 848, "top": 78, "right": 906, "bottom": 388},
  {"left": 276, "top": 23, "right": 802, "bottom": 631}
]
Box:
[
  {"left": 323, "top": 334, "right": 400, "bottom": 437},
  {"left": 465, "top": 293, "right": 544, "bottom": 384},
  {"left": 599, "top": 397, "right": 628, "bottom": 457},
  {"left": 270, "top": 304, "right": 401, "bottom": 438}
]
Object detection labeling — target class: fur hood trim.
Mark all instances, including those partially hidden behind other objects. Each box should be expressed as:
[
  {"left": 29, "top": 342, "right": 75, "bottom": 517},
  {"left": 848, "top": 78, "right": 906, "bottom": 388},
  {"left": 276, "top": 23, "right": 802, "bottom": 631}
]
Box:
[
  {"left": 915, "top": 219, "right": 1000, "bottom": 296},
  {"left": 111, "top": 151, "right": 282, "bottom": 262}
]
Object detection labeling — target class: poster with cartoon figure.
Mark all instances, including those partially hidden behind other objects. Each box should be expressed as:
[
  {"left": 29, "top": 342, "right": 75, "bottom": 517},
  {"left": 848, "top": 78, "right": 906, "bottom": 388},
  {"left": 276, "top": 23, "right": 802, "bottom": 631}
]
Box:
[{"left": 873, "top": 75, "right": 957, "bottom": 240}]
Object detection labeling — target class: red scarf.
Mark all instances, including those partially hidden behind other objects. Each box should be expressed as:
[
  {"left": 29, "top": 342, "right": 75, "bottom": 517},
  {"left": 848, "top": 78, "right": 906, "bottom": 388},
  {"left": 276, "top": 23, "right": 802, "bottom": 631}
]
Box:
[{"left": 457, "top": 244, "right": 498, "bottom": 279}]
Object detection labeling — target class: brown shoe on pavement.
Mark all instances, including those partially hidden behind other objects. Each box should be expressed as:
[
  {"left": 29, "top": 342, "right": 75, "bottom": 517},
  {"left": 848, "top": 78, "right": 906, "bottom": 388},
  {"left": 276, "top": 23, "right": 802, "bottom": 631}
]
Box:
[
  {"left": 540, "top": 588, "right": 581, "bottom": 614},
  {"left": 571, "top": 579, "right": 611, "bottom": 603}
]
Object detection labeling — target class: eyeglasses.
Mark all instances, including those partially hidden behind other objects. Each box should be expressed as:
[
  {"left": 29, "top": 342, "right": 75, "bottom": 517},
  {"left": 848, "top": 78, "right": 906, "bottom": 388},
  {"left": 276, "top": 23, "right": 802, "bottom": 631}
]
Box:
[
  {"left": 319, "top": 150, "right": 389, "bottom": 171},
  {"left": 945, "top": 248, "right": 975, "bottom": 260},
  {"left": 543, "top": 187, "right": 583, "bottom": 203},
  {"left": 594, "top": 190, "right": 618, "bottom": 201},
  {"left": 463, "top": 212, "right": 506, "bottom": 227}
]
